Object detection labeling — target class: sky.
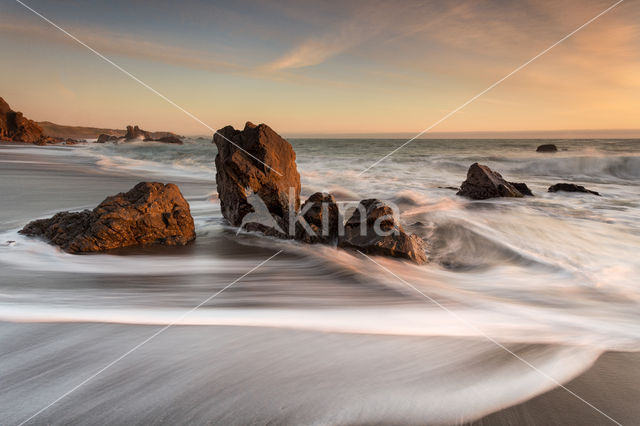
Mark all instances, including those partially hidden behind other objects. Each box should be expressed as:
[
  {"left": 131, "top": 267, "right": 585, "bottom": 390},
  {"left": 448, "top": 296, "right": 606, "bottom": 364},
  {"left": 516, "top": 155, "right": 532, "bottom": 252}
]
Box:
[{"left": 0, "top": 0, "right": 639, "bottom": 136}]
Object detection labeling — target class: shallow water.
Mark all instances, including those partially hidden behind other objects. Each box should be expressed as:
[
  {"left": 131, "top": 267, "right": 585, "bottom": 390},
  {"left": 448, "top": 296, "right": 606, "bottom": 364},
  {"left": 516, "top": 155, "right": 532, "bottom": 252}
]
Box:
[{"left": 0, "top": 138, "right": 638, "bottom": 423}]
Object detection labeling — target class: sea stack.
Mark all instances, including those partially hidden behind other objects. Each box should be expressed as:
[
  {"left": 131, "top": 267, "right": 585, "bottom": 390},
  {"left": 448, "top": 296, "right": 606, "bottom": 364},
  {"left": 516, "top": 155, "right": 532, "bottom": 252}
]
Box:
[
  {"left": 457, "top": 163, "right": 532, "bottom": 200},
  {"left": 20, "top": 182, "right": 195, "bottom": 252},
  {"left": 213, "top": 122, "right": 301, "bottom": 231}
]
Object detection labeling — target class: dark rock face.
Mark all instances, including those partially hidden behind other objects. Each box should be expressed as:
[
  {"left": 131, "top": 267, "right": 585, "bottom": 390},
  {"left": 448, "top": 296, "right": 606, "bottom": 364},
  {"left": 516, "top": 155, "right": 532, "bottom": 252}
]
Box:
[
  {"left": 457, "top": 163, "right": 528, "bottom": 200},
  {"left": 536, "top": 144, "right": 558, "bottom": 153},
  {"left": 338, "top": 199, "right": 427, "bottom": 264},
  {"left": 20, "top": 182, "right": 195, "bottom": 253},
  {"left": 96, "top": 134, "right": 119, "bottom": 143},
  {"left": 295, "top": 192, "right": 339, "bottom": 244},
  {"left": 213, "top": 122, "right": 301, "bottom": 230},
  {"left": 548, "top": 183, "right": 600, "bottom": 196},
  {"left": 511, "top": 182, "right": 534, "bottom": 196},
  {"left": 0, "top": 97, "right": 44, "bottom": 143},
  {"left": 124, "top": 125, "right": 150, "bottom": 140}
]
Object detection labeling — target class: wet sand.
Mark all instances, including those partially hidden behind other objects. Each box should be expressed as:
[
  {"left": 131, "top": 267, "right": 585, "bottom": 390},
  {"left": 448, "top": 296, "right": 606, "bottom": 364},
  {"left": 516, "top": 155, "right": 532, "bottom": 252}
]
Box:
[
  {"left": 0, "top": 321, "right": 636, "bottom": 425},
  {"left": 471, "top": 351, "right": 639, "bottom": 426}
]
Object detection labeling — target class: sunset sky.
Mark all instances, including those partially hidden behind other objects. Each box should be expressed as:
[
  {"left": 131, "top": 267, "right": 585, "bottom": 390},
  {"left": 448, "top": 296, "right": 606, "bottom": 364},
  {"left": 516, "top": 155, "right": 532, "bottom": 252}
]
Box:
[{"left": 1, "top": 0, "right": 639, "bottom": 136}]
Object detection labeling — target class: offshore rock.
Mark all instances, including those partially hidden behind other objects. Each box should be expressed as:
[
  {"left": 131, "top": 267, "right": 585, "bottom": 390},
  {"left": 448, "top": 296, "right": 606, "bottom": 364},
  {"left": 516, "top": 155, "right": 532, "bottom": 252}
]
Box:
[
  {"left": 548, "top": 183, "right": 600, "bottom": 196},
  {"left": 457, "top": 163, "right": 527, "bottom": 200},
  {"left": 536, "top": 144, "right": 558, "bottom": 153},
  {"left": 96, "top": 133, "right": 119, "bottom": 143}
]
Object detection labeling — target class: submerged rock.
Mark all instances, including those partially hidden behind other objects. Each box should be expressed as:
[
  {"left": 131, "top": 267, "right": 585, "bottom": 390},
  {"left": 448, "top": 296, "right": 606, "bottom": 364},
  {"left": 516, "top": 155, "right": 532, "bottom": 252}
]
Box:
[
  {"left": 295, "top": 192, "right": 339, "bottom": 244},
  {"left": 457, "top": 163, "right": 531, "bottom": 200},
  {"left": 146, "top": 135, "right": 183, "bottom": 144},
  {"left": 338, "top": 199, "right": 427, "bottom": 264},
  {"left": 548, "top": 183, "right": 600, "bottom": 196},
  {"left": 511, "top": 182, "right": 534, "bottom": 196},
  {"left": 213, "top": 122, "right": 301, "bottom": 230},
  {"left": 536, "top": 143, "right": 558, "bottom": 153},
  {"left": 20, "top": 182, "right": 195, "bottom": 252}
]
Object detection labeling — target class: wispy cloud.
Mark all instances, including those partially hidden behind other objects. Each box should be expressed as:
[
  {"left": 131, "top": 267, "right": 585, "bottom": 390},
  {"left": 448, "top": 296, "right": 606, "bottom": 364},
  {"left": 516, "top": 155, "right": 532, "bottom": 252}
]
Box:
[{"left": 0, "top": 17, "right": 246, "bottom": 74}]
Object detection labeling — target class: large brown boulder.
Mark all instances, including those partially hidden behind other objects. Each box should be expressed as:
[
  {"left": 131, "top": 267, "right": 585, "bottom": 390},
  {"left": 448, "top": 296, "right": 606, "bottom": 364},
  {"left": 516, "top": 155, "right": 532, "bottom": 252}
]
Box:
[
  {"left": 457, "top": 163, "right": 531, "bottom": 200},
  {"left": 20, "top": 182, "right": 195, "bottom": 253},
  {"left": 295, "top": 192, "right": 340, "bottom": 244},
  {"left": 0, "top": 97, "right": 44, "bottom": 143},
  {"left": 338, "top": 199, "right": 427, "bottom": 264},
  {"left": 213, "top": 122, "right": 301, "bottom": 230}
]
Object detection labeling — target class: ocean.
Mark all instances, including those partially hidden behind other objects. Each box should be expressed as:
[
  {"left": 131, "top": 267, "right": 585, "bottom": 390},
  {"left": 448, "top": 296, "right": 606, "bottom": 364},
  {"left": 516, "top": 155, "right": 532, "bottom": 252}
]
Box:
[{"left": 0, "top": 138, "right": 638, "bottom": 424}]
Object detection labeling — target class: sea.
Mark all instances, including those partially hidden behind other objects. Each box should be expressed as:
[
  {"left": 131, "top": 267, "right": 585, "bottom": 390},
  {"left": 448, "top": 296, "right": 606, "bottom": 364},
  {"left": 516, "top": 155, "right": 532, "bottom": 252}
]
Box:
[{"left": 0, "top": 137, "right": 638, "bottom": 424}]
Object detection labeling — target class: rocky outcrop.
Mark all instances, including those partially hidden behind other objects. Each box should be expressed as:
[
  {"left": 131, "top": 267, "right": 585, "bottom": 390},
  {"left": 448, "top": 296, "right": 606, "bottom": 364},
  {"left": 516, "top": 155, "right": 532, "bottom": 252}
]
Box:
[
  {"left": 457, "top": 163, "right": 532, "bottom": 199},
  {"left": 96, "top": 133, "right": 119, "bottom": 143},
  {"left": 1, "top": 97, "right": 44, "bottom": 143},
  {"left": 338, "top": 199, "right": 427, "bottom": 264},
  {"left": 0, "top": 97, "right": 74, "bottom": 145},
  {"left": 295, "top": 192, "right": 339, "bottom": 244},
  {"left": 548, "top": 183, "right": 600, "bottom": 196},
  {"left": 213, "top": 122, "right": 301, "bottom": 230},
  {"left": 536, "top": 144, "right": 558, "bottom": 153},
  {"left": 20, "top": 182, "right": 195, "bottom": 253}
]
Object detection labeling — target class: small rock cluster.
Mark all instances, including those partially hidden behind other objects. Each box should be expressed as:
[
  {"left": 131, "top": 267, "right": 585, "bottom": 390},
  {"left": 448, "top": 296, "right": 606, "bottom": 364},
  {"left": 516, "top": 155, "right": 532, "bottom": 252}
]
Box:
[
  {"left": 456, "top": 163, "right": 600, "bottom": 199},
  {"left": 97, "top": 125, "right": 183, "bottom": 144},
  {"left": 213, "top": 122, "right": 428, "bottom": 264}
]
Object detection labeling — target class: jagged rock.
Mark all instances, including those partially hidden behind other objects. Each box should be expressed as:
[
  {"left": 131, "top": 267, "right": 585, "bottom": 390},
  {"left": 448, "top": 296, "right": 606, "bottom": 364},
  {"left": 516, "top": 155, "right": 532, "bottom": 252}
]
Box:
[
  {"left": 536, "top": 144, "right": 558, "bottom": 153},
  {"left": 338, "top": 199, "right": 427, "bottom": 264},
  {"left": 295, "top": 192, "right": 339, "bottom": 244},
  {"left": 548, "top": 183, "right": 600, "bottom": 196},
  {"left": 96, "top": 134, "right": 119, "bottom": 143},
  {"left": 144, "top": 135, "right": 183, "bottom": 144},
  {"left": 124, "top": 125, "right": 150, "bottom": 140},
  {"left": 511, "top": 182, "right": 534, "bottom": 196},
  {"left": 213, "top": 122, "right": 301, "bottom": 231},
  {"left": 0, "top": 97, "right": 44, "bottom": 143},
  {"left": 20, "top": 182, "right": 195, "bottom": 253},
  {"left": 457, "top": 163, "right": 530, "bottom": 200}
]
